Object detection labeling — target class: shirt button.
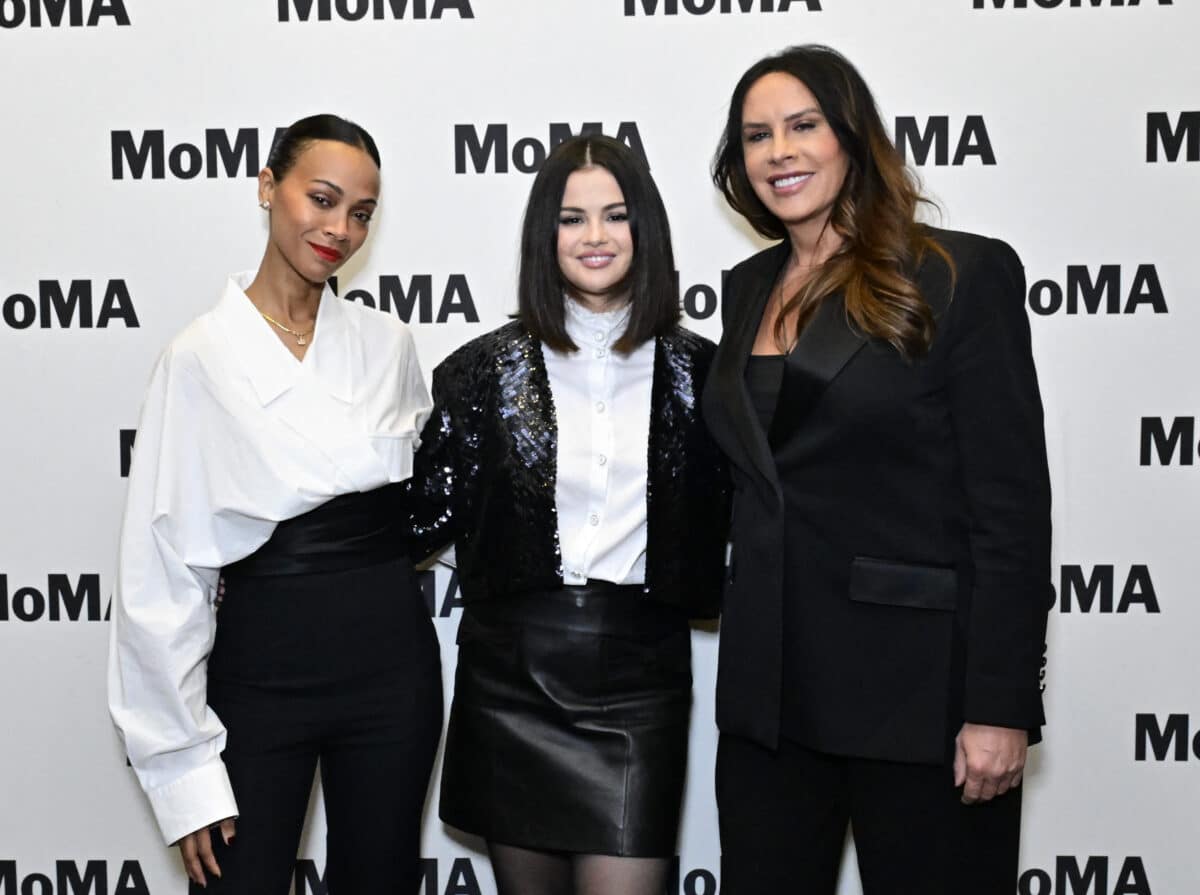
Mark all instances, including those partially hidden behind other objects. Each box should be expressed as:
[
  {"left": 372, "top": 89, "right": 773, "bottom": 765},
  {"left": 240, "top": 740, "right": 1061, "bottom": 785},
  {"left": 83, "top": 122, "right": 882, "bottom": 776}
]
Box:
[
  {"left": 598, "top": 454, "right": 608, "bottom": 466},
  {"left": 594, "top": 347, "right": 607, "bottom": 358},
  {"left": 589, "top": 513, "right": 600, "bottom": 526},
  {"left": 593, "top": 331, "right": 605, "bottom": 342},
  {"left": 595, "top": 401, "right": 606, "bottom": 413}
]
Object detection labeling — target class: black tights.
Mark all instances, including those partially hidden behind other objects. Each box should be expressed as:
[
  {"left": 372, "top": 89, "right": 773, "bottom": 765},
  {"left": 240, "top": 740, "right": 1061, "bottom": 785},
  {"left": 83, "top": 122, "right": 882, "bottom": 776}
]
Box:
[{"left": 488, "top": 842, "right": 670, "bottom": 895}]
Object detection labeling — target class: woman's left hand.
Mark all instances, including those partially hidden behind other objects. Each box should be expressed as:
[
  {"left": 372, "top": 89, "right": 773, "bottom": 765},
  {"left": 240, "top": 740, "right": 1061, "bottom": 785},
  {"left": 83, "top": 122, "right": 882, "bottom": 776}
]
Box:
[{"left": 953, "top": 723, "right": 1028, "bottom": 805}]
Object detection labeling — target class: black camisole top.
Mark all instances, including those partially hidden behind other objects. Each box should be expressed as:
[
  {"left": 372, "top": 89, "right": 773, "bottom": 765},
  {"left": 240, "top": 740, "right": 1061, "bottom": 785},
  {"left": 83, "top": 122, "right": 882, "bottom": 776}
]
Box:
[{"left": 745, "top": 354, "right": 786, "bottom": 435}]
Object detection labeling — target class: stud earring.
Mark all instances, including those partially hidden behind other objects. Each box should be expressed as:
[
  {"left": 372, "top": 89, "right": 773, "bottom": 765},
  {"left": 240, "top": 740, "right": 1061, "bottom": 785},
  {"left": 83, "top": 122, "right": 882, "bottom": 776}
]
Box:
[{"left": 260, "top": 201, "right": 271, "bottom": 210}]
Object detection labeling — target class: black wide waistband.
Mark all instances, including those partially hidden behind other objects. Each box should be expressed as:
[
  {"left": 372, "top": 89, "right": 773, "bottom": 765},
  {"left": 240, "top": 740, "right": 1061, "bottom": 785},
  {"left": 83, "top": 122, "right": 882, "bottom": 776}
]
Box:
[
  {"left": 469, "top": 580, "right": 687, "bottom": 638},
  {"left": 222, "top": 485, "right": 401, "bottom": 578}
]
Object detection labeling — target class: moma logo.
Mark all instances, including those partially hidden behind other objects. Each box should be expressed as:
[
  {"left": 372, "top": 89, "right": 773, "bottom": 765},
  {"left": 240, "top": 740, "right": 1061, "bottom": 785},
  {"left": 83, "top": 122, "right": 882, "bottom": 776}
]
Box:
[
  {"left": 1136, "top": 713, "right": 1198, "bottom": 761},
  {"left": 976, "top": 0, "right": 1171, "bottom": 8},
  {"left": 278, "top": 0, "right": 473, "bottom": 20},
  {"left": 295, "top": 856, "right": 719, "bottom": 895},
  {"left": 0, "top": 861, "right": 148, "bottom": 895},
  {"left": 1055, "top": 565, "right": 1159, "bottom": 614},
  {"left": 677, "top": 271, "right": 730, "bottom": 321},
  {"left": 0, "top": 0, "right": 129, "bottom": 28},
  {"left": 111, "top": 127, "right": 285, "bottom": 180},
  {"left": 623, "top": 0, "right": 821, "bottom": 14},
  {"left": 417, "top": 567, "right": 465, "bottom": 618},
  {"left": 1140, "top": 417, "right": 1196, "bottom": 466},
  {"left": 1027, "top": 265, "right": 1167, "bottom": 315},
  {"left": 296, "top": 856, "right": 482, "bottom": 895},
  {"left": 2, "top": 280, "right": 139, "bottom": 329},
  {"left": 1018, "top": 857, "right": 1151, "bottom": 895},
  {"left": 455, "top": 122, "right": 647, "bottom": 174},
  {"left": 894, "top": 116, "right": 995, "bottom": 166},
  {"left": 0, "top": 574, "right": 107, "bottom": 622},
  {"left": 120, "top": 429, "right": 136, "bottom": 477},
  {"left": 1146, "top": 112, "right": 1198, "bottom": 163},
  {"left": 332, "top": 274, "right": 479, "bottom": 324}
]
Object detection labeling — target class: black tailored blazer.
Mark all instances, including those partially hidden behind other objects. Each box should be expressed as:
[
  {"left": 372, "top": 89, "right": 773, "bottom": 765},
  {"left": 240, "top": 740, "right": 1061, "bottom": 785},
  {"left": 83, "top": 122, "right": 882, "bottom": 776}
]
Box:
[
  {"left": 406, "top": 320, "right": 730, "bottom": 618},
  {"left": 702, "top": 227, "right": 1052, "bottom": 764}
]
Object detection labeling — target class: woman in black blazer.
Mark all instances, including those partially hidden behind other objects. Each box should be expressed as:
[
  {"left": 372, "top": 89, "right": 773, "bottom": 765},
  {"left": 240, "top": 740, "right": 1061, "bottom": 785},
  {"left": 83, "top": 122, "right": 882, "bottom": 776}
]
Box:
[
  {"left": 406, "top": 135, "right": 729, "bottom": 895},
  {"left": 702, "top": 45, "right": 1052, "bottom": 894}
]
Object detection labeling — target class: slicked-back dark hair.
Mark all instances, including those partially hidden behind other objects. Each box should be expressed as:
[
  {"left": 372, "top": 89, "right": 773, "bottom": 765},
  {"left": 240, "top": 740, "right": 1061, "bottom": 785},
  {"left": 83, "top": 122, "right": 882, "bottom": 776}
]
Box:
[
  {"left": 266, "top": 114, "right": 381, "bottom": 181},
  {"left": 518, "top": 134, "right": 680, "bottom": 354}
]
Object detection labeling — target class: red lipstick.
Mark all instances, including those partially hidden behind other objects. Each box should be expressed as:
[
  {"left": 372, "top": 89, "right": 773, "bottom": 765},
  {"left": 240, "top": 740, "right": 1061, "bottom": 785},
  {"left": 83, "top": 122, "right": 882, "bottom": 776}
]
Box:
[{"left": 308, "top": 242, "right": 344, "bottom": 263}]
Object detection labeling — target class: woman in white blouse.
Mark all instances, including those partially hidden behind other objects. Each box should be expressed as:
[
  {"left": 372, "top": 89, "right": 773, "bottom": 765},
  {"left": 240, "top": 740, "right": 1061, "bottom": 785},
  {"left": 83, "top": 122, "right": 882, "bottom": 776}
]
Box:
[
  {"left": 108, "top": 115, "right": 441, "bottom": 894},
  {"left": 406, "top": 135, "right": 730, "bottom": 895}
]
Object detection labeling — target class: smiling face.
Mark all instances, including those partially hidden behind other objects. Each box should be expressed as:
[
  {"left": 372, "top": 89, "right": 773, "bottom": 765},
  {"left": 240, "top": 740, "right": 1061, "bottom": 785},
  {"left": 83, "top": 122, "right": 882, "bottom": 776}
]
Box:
[
  {"left": 740, "top": 71, "right": 850, "bottom": 247},
  {"left": 555, "top": 166, "right": 634, "bottom": 311},
  {"left": 258, "top": 139, "right": 380, "bottom": 286}
]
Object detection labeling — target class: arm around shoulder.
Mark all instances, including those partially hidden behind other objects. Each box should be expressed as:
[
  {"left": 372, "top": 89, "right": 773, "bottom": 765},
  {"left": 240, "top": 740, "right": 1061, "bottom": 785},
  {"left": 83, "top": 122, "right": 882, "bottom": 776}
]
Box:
[{"left": 401, "top": 345, "right": 477, "bottom": 564}]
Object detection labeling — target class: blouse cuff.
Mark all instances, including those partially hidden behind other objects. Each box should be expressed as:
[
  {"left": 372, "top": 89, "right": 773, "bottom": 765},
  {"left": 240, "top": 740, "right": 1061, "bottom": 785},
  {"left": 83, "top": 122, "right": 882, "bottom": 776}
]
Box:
[{"left": 147, "top": 755, "right": 239, "bottom": 846}]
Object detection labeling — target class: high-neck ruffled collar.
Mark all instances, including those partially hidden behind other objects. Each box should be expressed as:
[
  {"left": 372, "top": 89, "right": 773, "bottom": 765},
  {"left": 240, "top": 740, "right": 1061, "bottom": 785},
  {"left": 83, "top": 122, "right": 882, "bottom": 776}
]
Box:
[{"left": 562, "top": 297, "right": 632, "bottom": 348}]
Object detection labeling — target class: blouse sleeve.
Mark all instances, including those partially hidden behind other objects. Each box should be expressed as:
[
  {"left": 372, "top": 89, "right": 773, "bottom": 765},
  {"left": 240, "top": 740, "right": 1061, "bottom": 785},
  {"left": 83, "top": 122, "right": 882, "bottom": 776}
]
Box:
[{"left": 107, "top": 350, "right": 238, "bottom": 846}]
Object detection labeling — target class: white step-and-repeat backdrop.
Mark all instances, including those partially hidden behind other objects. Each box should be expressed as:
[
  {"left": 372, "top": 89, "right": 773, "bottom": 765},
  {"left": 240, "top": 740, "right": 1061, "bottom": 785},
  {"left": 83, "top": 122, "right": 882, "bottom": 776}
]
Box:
[{"left": 1, "top": 1, "right": 1196, "bottom": 893}]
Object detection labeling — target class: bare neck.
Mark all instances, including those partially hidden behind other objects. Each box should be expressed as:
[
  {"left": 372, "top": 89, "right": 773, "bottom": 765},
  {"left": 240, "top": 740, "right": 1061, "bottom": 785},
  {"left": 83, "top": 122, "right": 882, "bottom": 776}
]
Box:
[
  {"left": 783, "top": 217, "right": 844, "bottom": 271},
  {"left": 244, "top": 247, "right": 323, "bottom": 325}
]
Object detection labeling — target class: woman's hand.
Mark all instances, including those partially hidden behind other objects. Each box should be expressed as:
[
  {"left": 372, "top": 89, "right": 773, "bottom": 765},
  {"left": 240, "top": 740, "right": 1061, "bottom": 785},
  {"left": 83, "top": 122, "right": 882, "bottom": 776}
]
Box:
[
  {"left": 176, "top": 818, "right": 236, "bottom": 887},
  {"left": 954, "top": 723, "right": 1027, "bottom": 805}
]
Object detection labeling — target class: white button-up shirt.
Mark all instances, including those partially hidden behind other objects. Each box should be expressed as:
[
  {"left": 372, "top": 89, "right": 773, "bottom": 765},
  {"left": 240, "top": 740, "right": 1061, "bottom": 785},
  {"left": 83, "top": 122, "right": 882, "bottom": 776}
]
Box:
[
  {"left": 542, "top": 300, "right": 654, "bottom": 586},
  {"left": 107, "top": 273, "right": 431, "bottom": 845}
]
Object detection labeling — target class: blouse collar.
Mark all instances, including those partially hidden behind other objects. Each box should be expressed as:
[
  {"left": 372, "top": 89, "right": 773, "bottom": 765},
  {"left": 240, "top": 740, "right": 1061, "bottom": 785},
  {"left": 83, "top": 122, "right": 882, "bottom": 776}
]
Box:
[
  {"left": 562, "top": 296, "right": 632, "bottom": 350},
  {"left": 211, "top": 272, "right": 354, "bottom": 406}
]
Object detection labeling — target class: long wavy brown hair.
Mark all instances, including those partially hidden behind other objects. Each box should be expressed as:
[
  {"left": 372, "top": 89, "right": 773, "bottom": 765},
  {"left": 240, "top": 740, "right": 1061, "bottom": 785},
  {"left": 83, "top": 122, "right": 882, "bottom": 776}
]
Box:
[{"left": 713, "top": 45, "right": 953, "bottom": 359}]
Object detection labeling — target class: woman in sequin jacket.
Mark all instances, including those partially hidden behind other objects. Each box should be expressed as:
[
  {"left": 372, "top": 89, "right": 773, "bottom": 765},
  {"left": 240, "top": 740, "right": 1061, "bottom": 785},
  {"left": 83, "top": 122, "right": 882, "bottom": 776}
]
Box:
[{"left": 405, "top": 135, "right": 729, "bottom": 895}]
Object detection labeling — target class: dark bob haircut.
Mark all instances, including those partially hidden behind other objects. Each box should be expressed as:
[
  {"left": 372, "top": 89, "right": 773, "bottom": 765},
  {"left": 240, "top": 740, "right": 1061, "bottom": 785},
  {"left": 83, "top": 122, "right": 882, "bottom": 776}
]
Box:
[
  {"left": 266, "top": 114, "right": 381, "bottom": 181},
  {"left": 518, "top": 134, "right": 680, "bottom": 355}
]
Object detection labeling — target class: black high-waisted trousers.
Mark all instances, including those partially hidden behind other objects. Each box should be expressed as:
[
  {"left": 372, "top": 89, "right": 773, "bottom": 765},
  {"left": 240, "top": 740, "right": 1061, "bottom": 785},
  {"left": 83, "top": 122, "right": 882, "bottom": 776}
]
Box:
[{"left": 191, "top": 490, "right": 443, "bottom": 895}]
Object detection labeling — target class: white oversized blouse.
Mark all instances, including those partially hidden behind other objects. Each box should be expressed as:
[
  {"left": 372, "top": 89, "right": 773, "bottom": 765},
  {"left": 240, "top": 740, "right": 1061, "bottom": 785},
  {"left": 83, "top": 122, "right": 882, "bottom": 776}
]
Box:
[{"left": 107, "top": 273, "right": 431, "bottom": 845}]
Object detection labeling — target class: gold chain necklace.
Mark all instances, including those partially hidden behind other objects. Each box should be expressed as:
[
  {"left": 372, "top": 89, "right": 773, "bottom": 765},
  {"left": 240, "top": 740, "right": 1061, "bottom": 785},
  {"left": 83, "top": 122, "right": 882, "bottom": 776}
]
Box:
[{"left": 259, "top": 311, "right": 314, "bottom": 346}]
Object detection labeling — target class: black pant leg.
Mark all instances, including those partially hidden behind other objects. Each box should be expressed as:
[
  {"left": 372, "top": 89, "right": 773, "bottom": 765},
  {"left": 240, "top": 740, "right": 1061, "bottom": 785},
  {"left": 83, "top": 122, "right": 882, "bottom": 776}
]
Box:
[
  {"left": 716, "top": 734, "right": 848, "bottom": 895},
  {"left": 321, "top": 589, "right": 444, "bottom": 894},
  {"left": 848, "top": 756, "right": 1022, "bottom": 895},
  {"left": 192, "top": 678, "right": 321, "bottom": 895}
]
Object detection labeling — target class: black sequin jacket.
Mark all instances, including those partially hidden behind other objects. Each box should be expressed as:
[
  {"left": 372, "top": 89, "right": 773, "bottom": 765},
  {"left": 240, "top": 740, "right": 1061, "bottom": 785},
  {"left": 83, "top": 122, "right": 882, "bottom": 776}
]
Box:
[{"left": 405, "top": 320, "right": 731, "bottom": 618}]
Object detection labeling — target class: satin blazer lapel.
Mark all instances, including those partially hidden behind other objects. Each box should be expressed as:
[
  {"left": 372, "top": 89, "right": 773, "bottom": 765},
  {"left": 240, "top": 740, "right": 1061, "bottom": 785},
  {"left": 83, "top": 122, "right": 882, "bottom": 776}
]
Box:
[
  {"left": 768, "top": 291, "right": 866, "bottom": 448},
  {"left": 711, "top": 242, "right": 789, "bottom": 490}
]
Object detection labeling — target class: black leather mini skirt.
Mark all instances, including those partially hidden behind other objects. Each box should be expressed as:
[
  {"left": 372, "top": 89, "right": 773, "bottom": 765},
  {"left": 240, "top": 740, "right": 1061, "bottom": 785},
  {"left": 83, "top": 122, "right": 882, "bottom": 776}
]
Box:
[{"left": 438, "top": 581, "right": 692, "bottom": 857}]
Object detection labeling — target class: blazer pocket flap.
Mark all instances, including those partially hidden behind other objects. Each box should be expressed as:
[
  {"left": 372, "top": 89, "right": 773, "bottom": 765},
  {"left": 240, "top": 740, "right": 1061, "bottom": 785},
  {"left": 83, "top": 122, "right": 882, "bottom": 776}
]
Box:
[{"left": 849, "top": 556, "right": 957, "bottom": 611}]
